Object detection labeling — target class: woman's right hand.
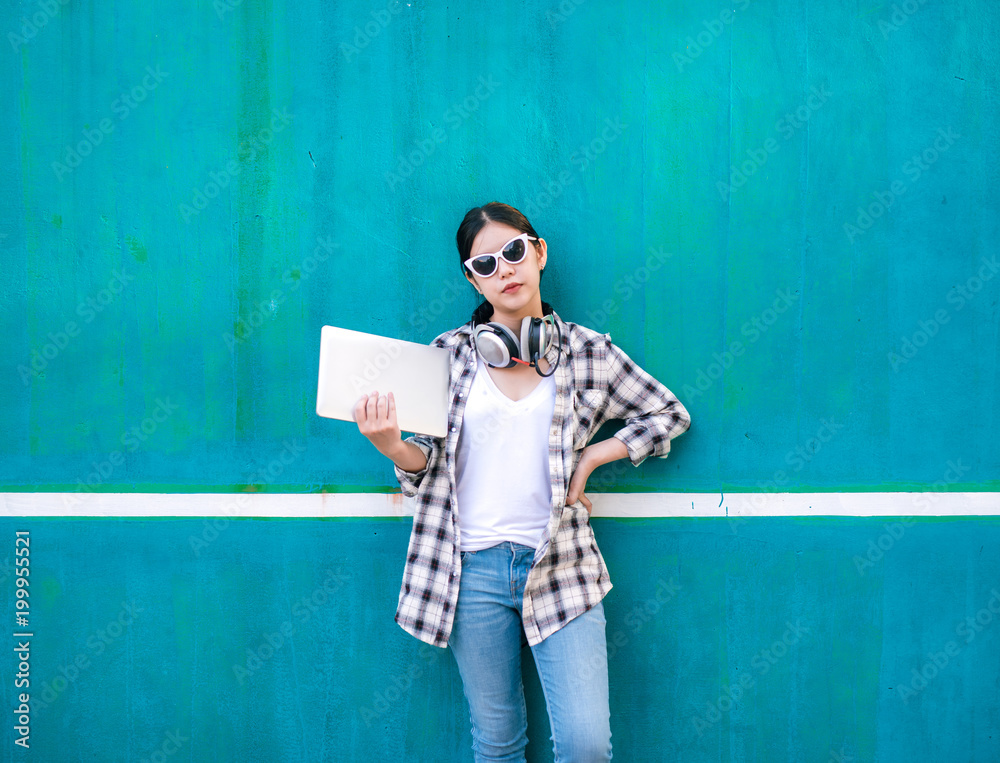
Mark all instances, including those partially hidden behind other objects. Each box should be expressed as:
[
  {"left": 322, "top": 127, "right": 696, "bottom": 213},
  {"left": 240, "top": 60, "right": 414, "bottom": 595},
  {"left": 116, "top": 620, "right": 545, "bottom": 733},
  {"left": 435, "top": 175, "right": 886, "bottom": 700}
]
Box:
[{"left": 354, "top": 391, "right": 403, "bottom": 457}]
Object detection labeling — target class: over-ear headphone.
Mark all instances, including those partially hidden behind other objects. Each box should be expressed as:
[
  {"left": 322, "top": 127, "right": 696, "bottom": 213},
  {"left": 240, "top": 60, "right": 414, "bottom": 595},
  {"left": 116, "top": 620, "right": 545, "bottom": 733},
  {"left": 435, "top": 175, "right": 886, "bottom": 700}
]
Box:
[{"left": 470, "top": 300, "right": 562, "bottom": 377}]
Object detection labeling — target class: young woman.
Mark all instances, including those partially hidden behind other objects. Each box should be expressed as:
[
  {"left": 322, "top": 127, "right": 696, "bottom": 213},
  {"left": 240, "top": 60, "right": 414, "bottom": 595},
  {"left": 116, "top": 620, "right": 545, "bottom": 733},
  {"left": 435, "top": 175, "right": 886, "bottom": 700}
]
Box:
[{"left": 355, "top": 202, "right": 691, "bottom": 762}]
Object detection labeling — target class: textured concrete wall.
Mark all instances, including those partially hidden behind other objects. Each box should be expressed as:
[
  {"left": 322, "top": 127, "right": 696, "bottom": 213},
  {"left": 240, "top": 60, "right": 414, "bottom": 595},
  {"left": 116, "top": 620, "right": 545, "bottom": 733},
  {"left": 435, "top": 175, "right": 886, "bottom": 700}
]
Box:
[
  {"left": 2, "top": 0, "right": 998, "bottom": 759},
  {"left": 3, "top": 0, "right": 996, "bottom": 492},
  {"left": 2, "top": 516, "right": 999, "bottom": 760}
]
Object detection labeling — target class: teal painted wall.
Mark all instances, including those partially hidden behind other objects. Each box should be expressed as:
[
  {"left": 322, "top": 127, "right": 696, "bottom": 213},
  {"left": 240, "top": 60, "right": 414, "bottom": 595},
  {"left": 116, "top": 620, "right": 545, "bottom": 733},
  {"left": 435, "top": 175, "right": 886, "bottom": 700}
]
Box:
[
  {"left": 3, "top": 0, "right": 999, "bottom": 760},
  {"left": 3, "top": 0, "right": 997, "bottom": 492},
  {"left": 3, "top": 517, "right": 1000, "bottom": 760}
]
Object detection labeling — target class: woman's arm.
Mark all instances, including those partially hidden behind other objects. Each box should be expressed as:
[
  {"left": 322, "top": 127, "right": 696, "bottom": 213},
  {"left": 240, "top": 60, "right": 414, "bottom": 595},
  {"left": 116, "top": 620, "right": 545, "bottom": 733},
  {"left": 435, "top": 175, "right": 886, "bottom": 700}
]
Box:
[
  {"left": 391, "top": 436, "right": 439, "bottom": 497},
  {"left": 355, "top": 390, "right": 437, "bottom": 496},
  {"left": 566, "top": 334, "right": 691, "bottom": 512},
  {"left": 578, "top": 436, "right": 629, "bottom": 472},
  {"left": 566, "top": 437, "right": 629, "bottom": 513},
  {"left": 602, "top": 335, "right": 691, "bottom": 466},
  {"left": 384, "top": 439, "right": 429, "bottom": 473}
]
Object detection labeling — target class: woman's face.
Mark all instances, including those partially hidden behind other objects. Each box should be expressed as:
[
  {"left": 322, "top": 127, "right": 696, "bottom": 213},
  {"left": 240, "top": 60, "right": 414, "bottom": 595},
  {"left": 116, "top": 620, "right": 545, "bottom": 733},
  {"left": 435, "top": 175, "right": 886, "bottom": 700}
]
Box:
[{"left": 464, "top": 222, "right": 547, "bottom": 311}]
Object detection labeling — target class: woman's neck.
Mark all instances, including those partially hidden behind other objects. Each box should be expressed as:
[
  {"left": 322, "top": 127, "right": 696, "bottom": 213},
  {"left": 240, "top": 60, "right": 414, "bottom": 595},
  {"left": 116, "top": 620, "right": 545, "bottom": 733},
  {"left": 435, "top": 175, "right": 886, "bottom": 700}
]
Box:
[{"left": 484, "top": 297, "right": 545, "bottom": 334}]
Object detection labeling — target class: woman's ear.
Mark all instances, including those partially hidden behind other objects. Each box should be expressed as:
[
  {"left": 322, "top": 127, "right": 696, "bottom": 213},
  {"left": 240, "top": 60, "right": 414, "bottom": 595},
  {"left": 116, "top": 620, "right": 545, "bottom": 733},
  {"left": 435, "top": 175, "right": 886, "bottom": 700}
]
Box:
[{"left": 535, "top": 238, "right": 547, "bottom": 271}]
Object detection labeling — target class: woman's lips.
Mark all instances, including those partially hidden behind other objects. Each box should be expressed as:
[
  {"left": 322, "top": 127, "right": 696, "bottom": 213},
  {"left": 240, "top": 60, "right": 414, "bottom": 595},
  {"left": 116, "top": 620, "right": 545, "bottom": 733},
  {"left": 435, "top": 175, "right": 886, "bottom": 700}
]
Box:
[{"left": 502, "top": 283, "right": 521, "bottom": 293}]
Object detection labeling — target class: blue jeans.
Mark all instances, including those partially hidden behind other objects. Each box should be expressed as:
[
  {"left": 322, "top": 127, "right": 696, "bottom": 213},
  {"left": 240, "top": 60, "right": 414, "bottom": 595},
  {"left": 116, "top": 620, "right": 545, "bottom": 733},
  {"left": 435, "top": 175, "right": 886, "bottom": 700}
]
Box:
[{"left": 448, "top": 541, "right": 613, "bottom": 762}]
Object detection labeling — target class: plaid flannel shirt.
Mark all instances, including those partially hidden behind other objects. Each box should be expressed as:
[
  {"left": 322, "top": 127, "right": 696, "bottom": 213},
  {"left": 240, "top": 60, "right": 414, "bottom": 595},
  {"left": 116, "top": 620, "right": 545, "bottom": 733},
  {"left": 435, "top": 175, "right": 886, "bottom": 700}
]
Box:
[{"left": 393, "top": 308, "right": 691, "bottom": 648}]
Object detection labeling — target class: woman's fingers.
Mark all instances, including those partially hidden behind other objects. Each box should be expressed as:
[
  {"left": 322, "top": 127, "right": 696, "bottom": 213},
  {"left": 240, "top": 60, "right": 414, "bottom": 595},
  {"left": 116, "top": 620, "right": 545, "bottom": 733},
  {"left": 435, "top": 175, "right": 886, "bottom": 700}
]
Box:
[
  {"left": 373, "top": 391, "right": 390, "bottom": 426},
  {"left": 355, "top": 392, "right": 380, "bottom": 427},
  {"left": 356, "top": 391, "right": 396, "bottom": 432},
  {"left": 354, "top": 394, "right": 369, "bottom": 424},
  {"left": 369, "top": 391, "right": 385, "bottom": 422}
]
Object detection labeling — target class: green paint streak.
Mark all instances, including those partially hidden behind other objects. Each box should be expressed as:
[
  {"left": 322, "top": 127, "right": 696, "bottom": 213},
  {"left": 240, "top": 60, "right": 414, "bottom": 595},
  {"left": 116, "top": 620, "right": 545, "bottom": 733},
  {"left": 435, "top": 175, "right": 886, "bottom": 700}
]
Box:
[
  {"left": 234, "top": 0, "right": 275, "bottom": 444},
  {"left": 3, "top": 482, "right": 1000, "bottom": 494},
  {"left": 125, "top": 234, "right": 148, "bottom": 262},
  {"left": 39, "top": 575, "right": 62, "bottom": 605}
]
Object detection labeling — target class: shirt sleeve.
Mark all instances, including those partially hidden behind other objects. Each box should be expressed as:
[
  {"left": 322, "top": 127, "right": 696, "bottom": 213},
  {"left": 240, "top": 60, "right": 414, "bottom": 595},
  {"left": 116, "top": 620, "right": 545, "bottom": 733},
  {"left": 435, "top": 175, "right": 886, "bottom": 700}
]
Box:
[
  {"left": 603, "top": 335, "right": 691, "bottom": 467},
  {"left": 393, "top": 433, "right": 441, "bottom": 497}
]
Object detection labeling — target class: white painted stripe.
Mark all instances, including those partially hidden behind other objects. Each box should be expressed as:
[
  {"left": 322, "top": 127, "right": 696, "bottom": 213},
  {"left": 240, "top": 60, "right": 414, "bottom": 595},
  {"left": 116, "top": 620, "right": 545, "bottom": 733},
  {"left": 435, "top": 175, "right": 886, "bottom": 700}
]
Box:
[{"left": 1, "top": 492, "right": 998, "bottom": 517}]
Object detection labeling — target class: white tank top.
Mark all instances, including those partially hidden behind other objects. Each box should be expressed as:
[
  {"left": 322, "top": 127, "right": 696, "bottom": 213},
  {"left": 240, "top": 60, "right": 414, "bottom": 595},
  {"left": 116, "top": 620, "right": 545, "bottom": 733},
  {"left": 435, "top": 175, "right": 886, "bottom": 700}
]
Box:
[{"left": 455, "top": 355, "right": 557, "bottom": 552}]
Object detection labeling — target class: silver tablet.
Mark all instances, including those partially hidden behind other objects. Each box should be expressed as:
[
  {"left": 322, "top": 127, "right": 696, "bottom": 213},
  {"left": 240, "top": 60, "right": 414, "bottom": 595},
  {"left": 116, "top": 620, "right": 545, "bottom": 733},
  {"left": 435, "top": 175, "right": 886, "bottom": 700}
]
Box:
[{"left": 316, "top": 325, "right": 450, "bottom": 438}]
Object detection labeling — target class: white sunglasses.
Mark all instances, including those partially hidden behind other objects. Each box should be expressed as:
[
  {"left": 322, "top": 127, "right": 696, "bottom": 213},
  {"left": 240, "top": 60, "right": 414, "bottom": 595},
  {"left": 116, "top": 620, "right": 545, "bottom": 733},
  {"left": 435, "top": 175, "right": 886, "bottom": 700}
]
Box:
[{"left": 464, "top": 233, "right": 538, "bottom": 278}]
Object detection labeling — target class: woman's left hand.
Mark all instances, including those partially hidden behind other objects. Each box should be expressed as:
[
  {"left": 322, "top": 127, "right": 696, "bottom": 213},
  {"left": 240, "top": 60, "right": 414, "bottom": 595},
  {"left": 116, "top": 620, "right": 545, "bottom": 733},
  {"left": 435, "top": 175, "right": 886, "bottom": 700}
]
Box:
[{"left": 566, "top": 461, "right": 593, "bottom": 514}]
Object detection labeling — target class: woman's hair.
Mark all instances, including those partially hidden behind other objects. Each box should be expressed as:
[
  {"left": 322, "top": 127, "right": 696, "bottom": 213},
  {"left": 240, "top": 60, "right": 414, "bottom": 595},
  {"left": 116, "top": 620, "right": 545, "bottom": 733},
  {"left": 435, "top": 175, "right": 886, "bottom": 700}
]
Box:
[{"left": 456, "top": 202, "right": 544, "bottom": 286}]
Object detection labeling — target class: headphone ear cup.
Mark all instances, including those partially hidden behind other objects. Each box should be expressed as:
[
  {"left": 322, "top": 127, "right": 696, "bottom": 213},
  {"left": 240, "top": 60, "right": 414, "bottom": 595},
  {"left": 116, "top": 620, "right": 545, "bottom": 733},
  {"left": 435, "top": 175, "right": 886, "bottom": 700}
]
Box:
[
  {"left": 474, "top": 322, "right": 520, "bottom": 368},
  {"left": 528, "top": 316, "right": 552, "bottom": 362},
  {"left": 519, "top": 317, "right": 534, "bottom": 362},
  {"left": 521, "top": 316, "right": 552, "bottom": 363},
  {"left": 536, "top": 317, "right": 551, "bottom": 357}
]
